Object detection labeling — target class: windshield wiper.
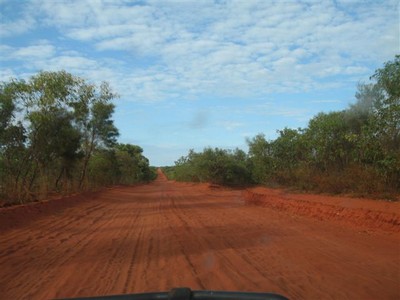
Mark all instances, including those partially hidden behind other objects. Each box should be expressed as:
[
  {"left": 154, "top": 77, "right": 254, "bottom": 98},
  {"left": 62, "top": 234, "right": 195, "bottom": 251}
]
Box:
[{"left": 58, "top": 287, "right": 289, "bottom": 300}]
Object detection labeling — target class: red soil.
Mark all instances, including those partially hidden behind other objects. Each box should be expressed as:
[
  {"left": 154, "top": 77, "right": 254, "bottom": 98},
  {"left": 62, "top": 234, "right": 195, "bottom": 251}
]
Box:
[
  {"left": 244, "top": 187, "right": 400, "bottom": 234},
  {"left": 0, "top": 170, "right": 399, "bottom": 299}
]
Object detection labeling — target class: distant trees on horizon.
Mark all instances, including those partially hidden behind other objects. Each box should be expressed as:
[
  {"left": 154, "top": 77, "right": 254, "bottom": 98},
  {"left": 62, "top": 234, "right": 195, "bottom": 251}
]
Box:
[
  {"left": 165, "top": 55, "right": 400, "bottom": 198},
  {"left": 1, "top": 56, "right": 398, "bottom": 204}
]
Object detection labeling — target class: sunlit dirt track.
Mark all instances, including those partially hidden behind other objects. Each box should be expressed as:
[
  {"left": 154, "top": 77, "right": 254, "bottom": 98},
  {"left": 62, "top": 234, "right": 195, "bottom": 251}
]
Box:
[{"left": 1, "top": 171, "right": 399, "bottom": 300}]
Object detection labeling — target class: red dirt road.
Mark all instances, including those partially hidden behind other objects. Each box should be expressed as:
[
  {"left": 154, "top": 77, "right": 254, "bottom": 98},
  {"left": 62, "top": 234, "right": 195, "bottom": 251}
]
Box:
[{"left": 1, "top": 171, "right": 399, "bottom": 299}]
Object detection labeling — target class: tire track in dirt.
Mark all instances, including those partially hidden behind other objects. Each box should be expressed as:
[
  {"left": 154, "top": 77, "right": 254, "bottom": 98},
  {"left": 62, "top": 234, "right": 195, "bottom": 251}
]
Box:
[
  {"left": 0, "top": 203, "right": 106, "bottom": 276},
  {"left": 0, "top": 172, "right": 399, "bottom": 299},
  {"left": 167, "top": 192, "right": 269, "bottom": 291},
  {"left": 121, "top": 210, "right": 145, "bottom": 294},
  {"left": 0, "top": 202, "right": 104, "bottom": 251},
  {"left": 1, "top": 205, "right": 116, "bottom": 298}
]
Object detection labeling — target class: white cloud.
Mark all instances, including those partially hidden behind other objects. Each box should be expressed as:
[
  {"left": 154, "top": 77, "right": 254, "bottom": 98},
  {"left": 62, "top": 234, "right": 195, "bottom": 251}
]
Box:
[
  {"left": 13, "top": 43, "right": 55, "bottom": 60},
  {"left": 310, "top": 100, "right": 342, "bottom": 104},
  {"left": 34, "top": 0, "right": 96, "bottom": 28},
  {"left": 0, "top": 17, "right": 35, "bottom": 37},
  {"left": 1, "top": 42, "right": 55, "bottom": 61},
  {"left": 219, "top": 121, "right": 244, "bottom": 131},
  {"left": 234, "top": 103, "right": 311, "bottom": 119},
  {"left": 1, "top": 0, "right": 398, "bottom": 103},
  {"left": 42, "top": 56, "right": 100, "bottom": 72},
  {"left": 0, "top": 1, "right": 36, "bottom": 37},
  {"left": 0, "top": 42, "right": 122, "bottom": 93},
  {"left": 0, "top": 68, "right": 16, "bottom": 81}
]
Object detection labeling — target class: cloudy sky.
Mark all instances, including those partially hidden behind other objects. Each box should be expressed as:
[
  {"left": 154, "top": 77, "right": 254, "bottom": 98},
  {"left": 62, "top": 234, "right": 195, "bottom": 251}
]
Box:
[{"left": 1, "top": 0, "right": 399, "bottom": 165}]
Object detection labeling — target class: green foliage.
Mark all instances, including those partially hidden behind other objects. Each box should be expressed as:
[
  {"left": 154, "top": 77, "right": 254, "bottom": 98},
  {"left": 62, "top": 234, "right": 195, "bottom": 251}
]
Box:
[
  {"left": 161, "top": 166, "right": 177, "bottom": 180},
  {"left": 173, "top": 147, "right": 252, "bottom": 186},
  {"left": 0, "top": 71, "right": 154, "bottom": 205},
  {"left": 88, "top": 149, "right": 120, "bottom": 187},
  {"left": 271, "top": 128, "right": 308, "bottom": 184},
  {"left": 305, "top": 111, "right": 354, "bottom": 171},
  {"left": 247, "top": 134, "right": 274, "bottom": 183},
  {"left": 246, "top": 56, "right": 399, "bottom": 196},
  {"left": 115, "top": 143, "right": 156, "bottom": 183},
  {"left": 1, "top": 57, "right": 398, "bottom": 202},
  {"left": 172, "top": 56, "right": 399, "bottom": 197}
]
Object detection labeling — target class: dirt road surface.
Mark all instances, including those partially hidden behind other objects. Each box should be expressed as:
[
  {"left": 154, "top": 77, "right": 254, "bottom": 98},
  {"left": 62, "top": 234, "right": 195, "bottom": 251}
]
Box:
[{"left": 1, "top": 171, "right": 399, "bottom": 299}]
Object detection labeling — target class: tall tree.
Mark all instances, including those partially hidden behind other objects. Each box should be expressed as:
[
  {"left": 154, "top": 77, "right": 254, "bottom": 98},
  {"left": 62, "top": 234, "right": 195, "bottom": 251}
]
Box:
[
  {"left": 371, "top": 55, "right": 400, "bottom": 152},
  {"left": 247, "top": 134, "right": 274, "bottom": 183},
  {"left": 0, "top": 81, "right": 27, "bottom": 201},
  {"left": 75, "top": 82, "right": 119, "bottom": 188},
  {"left": 371, "top": 55, "right": 400, "bottom": 188},
  {"left": 0, "top": 71, "right": 123, "bottom": 203}
]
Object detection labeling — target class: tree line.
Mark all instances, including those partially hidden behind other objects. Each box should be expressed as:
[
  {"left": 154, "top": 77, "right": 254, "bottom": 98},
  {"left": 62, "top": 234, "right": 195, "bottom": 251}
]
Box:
[
  {"left": 164, "top": 56, "right": 399, "bottom": 198},
  {"left": 0, "top": 71, "right": 156, "bottom": 205}
]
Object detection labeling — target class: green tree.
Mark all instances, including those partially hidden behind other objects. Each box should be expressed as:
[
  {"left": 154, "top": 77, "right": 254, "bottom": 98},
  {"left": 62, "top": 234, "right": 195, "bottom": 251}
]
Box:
[
  {"left": 75, "top": 82, "right": 119, "bottom": 188},
  {"left": 173, "top": 147, "right": 252, "bottom": 186},
  {"left": 247, "top": 134, "right": 274, "bottom": 183},
  {"left": 0, "top": 71, "right": 127, "bottom": 204},
  {"left": 270, "top": 128, "right": 308, "bottom": 184},
  {"left": 305, "top": 112, "right": 354, "bottom": 171},
  {"left": 115, "top": 143, "right": 155, "bottom": 183},
  {"left": 371, "top": 55, "right": 400, "bottom": 188},
  {"left": 0, "top": 81, "right": 27, "bottom": 201},
  {"left": 345, "top": 83, "right": 383, "bottom": 165},
  {"left": 87, "top": 149, "right": 119, "bottom": 187},
  {"left": 0, "top": 72, "right": 83, "bottom": 200}
]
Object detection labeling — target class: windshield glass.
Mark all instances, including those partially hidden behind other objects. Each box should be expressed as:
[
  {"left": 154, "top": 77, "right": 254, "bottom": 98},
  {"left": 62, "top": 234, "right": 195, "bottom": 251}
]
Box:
[{"left": 0, "top": 1, "right": 399, "bottom": 300}]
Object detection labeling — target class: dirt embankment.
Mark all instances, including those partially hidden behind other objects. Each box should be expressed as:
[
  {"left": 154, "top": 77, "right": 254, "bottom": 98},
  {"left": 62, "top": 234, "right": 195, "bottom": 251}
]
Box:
[
  {"left": 243, "top": 187, "right": 400, "bottom": 234},
  {"left": 0, "top": 191, "right": 100, "bottom": 232}
]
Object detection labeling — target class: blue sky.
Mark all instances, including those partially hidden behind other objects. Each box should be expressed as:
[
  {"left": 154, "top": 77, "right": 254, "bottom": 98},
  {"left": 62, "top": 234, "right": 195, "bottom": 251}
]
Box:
[{"left": 1, "top": 0, "right": 399, "bottom": 166}]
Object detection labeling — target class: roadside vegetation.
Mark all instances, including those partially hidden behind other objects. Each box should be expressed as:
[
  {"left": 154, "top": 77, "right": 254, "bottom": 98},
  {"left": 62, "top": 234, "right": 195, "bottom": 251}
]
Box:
[
  {"left": 165, "top": 148, "right": 252, "bottom": 186},
  {"left": 164, "top": 56, "right": 399, "bottom": 198},
  {"left": 0, "top": 71, "right": 156, "bottom": 206}
]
